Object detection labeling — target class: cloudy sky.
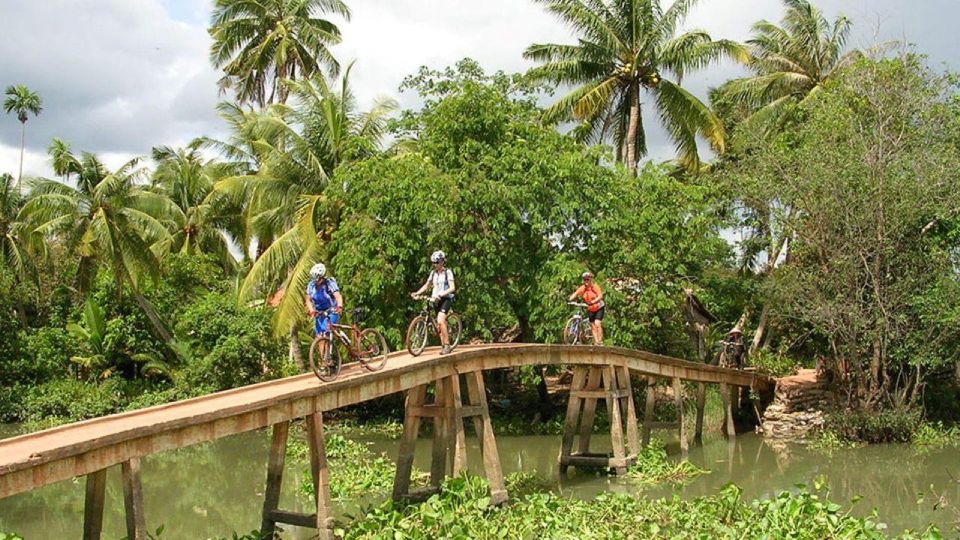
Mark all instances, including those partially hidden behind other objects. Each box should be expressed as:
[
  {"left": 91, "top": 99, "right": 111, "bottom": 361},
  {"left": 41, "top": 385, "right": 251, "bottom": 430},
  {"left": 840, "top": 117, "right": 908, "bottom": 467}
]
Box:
[{"left": 1, "top": 0, "right": 957, "bottom": 178}]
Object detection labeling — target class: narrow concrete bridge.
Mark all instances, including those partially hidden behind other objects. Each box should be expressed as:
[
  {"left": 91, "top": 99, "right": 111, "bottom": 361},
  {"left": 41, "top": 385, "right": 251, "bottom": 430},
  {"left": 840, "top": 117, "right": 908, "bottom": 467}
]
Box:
[{"left": 0, "top": 344, "right": 773, "bottom": 539}]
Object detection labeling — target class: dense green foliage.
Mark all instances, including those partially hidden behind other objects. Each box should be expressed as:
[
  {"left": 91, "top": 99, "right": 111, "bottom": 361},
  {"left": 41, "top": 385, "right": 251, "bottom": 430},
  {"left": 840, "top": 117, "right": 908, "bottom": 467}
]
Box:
[{"left": 341, "top": 474, "right": 937, "bottom": 539}]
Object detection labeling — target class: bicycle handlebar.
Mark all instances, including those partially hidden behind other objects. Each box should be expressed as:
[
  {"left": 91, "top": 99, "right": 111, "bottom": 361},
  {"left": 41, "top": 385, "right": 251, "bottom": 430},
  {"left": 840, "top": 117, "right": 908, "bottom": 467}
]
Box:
[{"left": 567, "top": 302, "right": 589, "bottom": 308}]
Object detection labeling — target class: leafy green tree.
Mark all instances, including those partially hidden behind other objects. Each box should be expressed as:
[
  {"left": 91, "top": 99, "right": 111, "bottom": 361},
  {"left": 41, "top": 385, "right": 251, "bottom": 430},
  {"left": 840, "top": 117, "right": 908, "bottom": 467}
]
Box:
[
  {"left": 728, "top": 56, "right": 960, "bottom": 408},
  {"left": 150, "top": 143, "right": 238, "bottom": 270},
  {"left": 713, "top": 0, "right": 861, "bottom": 135},
  {"left": 3, "top": 85, "right": 42, "bottom": 191},
  {"left": 523, "top": 0, "right": 746, "bottom": 174},
  {"left": 208, "top": 0, "right": 350, "bottom": 106},
  {"left": 20, "top": 149, "right": 174, "bottom": 343}
]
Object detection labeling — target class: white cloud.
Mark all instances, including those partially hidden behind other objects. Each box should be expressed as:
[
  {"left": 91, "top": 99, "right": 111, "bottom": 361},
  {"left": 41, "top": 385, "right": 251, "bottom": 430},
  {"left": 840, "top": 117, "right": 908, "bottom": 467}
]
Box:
[{"left": 0, "top": 0, "right": 956, "bottom": 179}]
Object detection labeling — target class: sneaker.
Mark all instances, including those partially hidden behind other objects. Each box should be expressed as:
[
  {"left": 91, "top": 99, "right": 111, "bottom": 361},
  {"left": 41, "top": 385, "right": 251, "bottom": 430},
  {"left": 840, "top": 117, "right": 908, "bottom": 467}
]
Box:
[{"left": 440, "top": 345, "right": 452, "bottom": 355}]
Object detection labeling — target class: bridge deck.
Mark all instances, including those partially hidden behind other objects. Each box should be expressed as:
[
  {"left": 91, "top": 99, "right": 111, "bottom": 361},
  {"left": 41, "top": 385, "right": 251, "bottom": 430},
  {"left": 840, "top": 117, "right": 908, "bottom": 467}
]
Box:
[{"left": 0, "top": 343, "right": 772, "bottom": 498}]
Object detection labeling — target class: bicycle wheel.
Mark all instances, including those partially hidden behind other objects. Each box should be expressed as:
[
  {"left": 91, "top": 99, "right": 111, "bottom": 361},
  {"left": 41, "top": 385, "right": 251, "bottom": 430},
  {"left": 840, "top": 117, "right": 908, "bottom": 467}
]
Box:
[
  {"left": 446, "top": 313, "right": 463, "bottom": 350},
  {"left": 358, "top": 328, "right": 389, "bottom": 371},
  {"left": 562, "top": 316, "right": 583, "bottom": 345},
  {"left": 308, "top": 334, "right": 342, "bottom": 382},
  {"left": 405, "top": 316, "right": 430, "bottom": 356}
]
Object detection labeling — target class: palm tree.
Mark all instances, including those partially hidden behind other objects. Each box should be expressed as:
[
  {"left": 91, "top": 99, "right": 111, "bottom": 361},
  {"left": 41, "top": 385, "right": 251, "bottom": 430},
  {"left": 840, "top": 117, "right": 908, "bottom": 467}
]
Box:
[
  {"left": 150, "top": 142, "right": 239, "bottom": 270},
  {"left": 229, "top": 65, "right": 395, "bottom": 334},
  {"left": 714, "top": 0, "right": 861, "bottom": 135},
  {"left": 3, "top": 85, "right": 43, "bottom": 193},
  {"left": 20, "top": 150, "right": 174, "bottom": 342},
  {"left": 0, "top": 172, "right": 45, "bottom": 326},
  {"left": 524, "top": 0, "right": 747, "bottom": 174},
  {"left": 208, "top": 0, "right": 351, "bottom": 107}
]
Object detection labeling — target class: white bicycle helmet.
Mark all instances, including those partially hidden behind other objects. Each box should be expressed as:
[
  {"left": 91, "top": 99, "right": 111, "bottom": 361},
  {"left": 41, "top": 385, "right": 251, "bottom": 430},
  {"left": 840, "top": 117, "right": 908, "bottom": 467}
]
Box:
[
  {"left": 582, "top": 271, "right": 594, "bottom": 279},
  {"left": 430, "top": 250, "right": 446, "bottom": 263},
  {"left": 309, "top": 263, "right": 327, "bottom": 280}
]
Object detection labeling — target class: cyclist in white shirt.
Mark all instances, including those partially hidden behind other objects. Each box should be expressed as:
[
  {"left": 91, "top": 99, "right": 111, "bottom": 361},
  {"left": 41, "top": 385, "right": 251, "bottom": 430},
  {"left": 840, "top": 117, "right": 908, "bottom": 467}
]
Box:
[{"left": 411, "top": 250, "right": 456, "bottom": 354}]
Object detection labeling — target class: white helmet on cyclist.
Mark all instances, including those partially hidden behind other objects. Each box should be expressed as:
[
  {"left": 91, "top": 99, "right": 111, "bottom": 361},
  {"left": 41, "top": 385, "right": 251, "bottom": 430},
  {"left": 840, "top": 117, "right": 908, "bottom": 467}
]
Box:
[
  {"left": 430, "top": 250, "right": 446, "bottom": 263},
  {"left": 582, "top": 271, "right": 594, "bottom": 279},
  {"left": 309, "top": 263, "right": 327, "bottom": 281}
]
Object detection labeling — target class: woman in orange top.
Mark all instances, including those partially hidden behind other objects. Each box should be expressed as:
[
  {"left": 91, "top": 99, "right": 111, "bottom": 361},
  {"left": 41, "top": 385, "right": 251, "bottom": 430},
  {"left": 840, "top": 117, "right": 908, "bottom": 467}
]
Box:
[{"left": 568, "top": 271, "right": 605, "bottom": 345}]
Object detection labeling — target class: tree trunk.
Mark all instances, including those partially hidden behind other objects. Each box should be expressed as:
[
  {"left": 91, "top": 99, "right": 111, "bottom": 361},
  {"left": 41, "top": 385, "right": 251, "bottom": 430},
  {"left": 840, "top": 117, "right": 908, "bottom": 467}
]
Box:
[
  {"left": 17, "top": 122, "right": 25, "bottom": 198},
  {"left": 625, "top": 81, "right": 641, "bottom": 177},
  {"left": 131, "top": 289, "right": 174, "bottom": 345},
  {"left": 748, "top": 304, "right": 769, "bottom": 358},
  {"left": 289, "top": 323, "right": 306, "bottom": 372}
]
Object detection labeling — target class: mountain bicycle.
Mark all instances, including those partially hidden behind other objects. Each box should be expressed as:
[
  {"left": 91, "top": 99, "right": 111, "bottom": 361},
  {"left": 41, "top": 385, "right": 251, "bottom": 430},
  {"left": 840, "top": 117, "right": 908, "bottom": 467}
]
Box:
[
  {"left": 562, "top": 302, "right": 590, "bottom": 345},
  {"left": 308, "top": 308, "right": 389, "bottom": 382},
  {"left": 405, "top": 296, "right": 463, "bottom": 356}
]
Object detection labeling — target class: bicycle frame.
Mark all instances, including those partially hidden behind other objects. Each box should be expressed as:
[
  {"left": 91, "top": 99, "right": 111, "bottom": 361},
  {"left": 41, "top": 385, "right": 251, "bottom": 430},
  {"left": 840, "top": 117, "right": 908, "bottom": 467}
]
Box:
[
  {"left": 316, "top": 311, "right": 363, "bottom": 360},
  {"left": 415, "top": 298, "right": 446, "bottom": 336}
]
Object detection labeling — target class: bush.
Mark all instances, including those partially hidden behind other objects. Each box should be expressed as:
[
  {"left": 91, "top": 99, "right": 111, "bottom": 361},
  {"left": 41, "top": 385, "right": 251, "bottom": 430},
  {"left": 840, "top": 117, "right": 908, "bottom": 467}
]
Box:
[
  {"left": 750, "top": 348, "right": 800, "bottom": 377},
  {"left": 175, "top": 292, "right": 287, "bottom": 391},
  {"left": 19, "top": 379, "right": 121, "bottom": 424},
  {"left": 826, "top": 408, "right": 923, "bottom": 444},
  {"left": 1, "top": 327, "right": 74, "bottom": 385}
]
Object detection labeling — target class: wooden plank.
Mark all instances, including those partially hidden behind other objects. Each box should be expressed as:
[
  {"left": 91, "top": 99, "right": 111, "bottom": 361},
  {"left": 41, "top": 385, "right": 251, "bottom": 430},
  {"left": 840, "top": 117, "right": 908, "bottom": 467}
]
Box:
[
  {"left": 83, "top": 468, "right": 107, "bottom": 540},
  {"left": 466, "top": 371, "right": 507, "bottom": 505},
  {"left": 448, "top": 375, "right": 468, "bottom": 476},
  {"left": 268, "top": 509, "right": 317, "bottom": 528},
  {"left": 121, "top": 457, "right": 146, "bottom": 540},
  {"left": 577, "top": 367, "right": 602, "bottom": 455},
  {"left": 619, "top": 366, "right": 641, "bottom": 457},
  {"left": 393, "top": 385, "right": 426, "bottom": 501},
  {"left": 642, "top": 377, "right": 656, "bottom": 447},
  {"left": 673, "top": 377, "right": 688, "bottom": 454},
  {"left": 695, "top": 383, "right": 706, "bottom": 441},
  {"left": 305, "top": 413, "right": 334, "bottom": 539},
  {"left": 558, "top": 366, "right": 587, "bottom": 472},
  {"left": 260, "top": 421, "right": 289, "bottom": 536},
  {"left": 571, "top": 388, "right": 630, "bottom": 399}
]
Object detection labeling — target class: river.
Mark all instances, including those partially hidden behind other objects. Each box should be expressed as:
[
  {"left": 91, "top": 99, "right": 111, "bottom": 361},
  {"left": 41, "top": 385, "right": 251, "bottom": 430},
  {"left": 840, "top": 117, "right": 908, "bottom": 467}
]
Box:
[{"left": 1, "top": 426, "right": 958, "bottom": 538}]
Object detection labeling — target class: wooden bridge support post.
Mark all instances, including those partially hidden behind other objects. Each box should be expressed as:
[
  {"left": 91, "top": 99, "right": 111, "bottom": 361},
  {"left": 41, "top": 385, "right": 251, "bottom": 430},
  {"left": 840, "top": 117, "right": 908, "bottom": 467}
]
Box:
[
  {"left": 260, "top": 421, "right": 290, "bottom": 538},
  {"left": 305, "top": 413, "right": 335, "bottom": 540},
  {"left": 694, "top": 383, "right": 706, "bottom": 443},
  {"left": 673, "top": 377, "right": 688, "bottom": 454},
  {"left": 393, "top": 385, "right": 426, "bottom": 500},
  {"left": 465, "top": 371, "right": 507, "bottom": 504},
  {"left": 394, "top": 373, "right": 507, "bottom": 505},
  {"left": 258, "top": 416, "right": 334, "bottom": 540},
  {"left": 720, "top": 382, "right": 736, "bottom": 438},
  {"left": 82, "top": 468, "right": 107, "bottom": 540},
  {"left": 642, "top": 376, "right": 656, "bottom": 447},
  {"left": 558, "top": 364, "right": 637, "bottom": 475},
  {"left": 121, "top": 458, "right": 146, "bottom": 540}
]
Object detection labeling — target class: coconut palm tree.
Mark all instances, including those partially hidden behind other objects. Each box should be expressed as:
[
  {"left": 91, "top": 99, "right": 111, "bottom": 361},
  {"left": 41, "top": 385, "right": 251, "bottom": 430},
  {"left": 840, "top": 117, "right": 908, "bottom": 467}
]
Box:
[
  {"left": 0, "top": 172, "right": 45, "bottom": 327},
  {"left": 524, "top": 0, "right": 747, "bottom": 174},
  {"left": 229, "top": 65, "right": 395, "bottom": 334},
  {"left": 20, "top": 150, "right": 174, "bottom": 342},
  {"left": 3, "top": 85, "right": 42, "bottom": 192},
  {"left": 714, "top": 0, "right": 861, "bottom": 135},
  {"left": 208, "top": 0, "right": 350, "bottom": 107},
  {"left": 150, "top": 142, "right": 239, "bottom": 270}
]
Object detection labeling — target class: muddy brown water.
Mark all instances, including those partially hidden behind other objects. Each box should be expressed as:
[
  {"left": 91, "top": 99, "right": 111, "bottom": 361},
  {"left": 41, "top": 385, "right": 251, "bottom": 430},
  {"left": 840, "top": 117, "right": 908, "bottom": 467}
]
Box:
[{"left": 1, "top": 425, "right": 958, "bottom": 538}]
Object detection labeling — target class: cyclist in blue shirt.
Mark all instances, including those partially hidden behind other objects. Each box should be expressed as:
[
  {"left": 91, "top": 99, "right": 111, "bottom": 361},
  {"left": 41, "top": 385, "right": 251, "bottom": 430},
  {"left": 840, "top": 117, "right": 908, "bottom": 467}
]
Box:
[{"left": 305, "top": 263, "right": 343, "bottom": 337}]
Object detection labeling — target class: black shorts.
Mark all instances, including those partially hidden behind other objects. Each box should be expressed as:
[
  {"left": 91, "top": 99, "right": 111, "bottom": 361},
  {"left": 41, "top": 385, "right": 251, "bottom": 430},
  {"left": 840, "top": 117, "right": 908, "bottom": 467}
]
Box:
[
  {"left": 434, "top": 296, "right": 454, "bottom": 314},
  {"left": 588, "top": 307, "right": 605, "bottom": 322}
]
